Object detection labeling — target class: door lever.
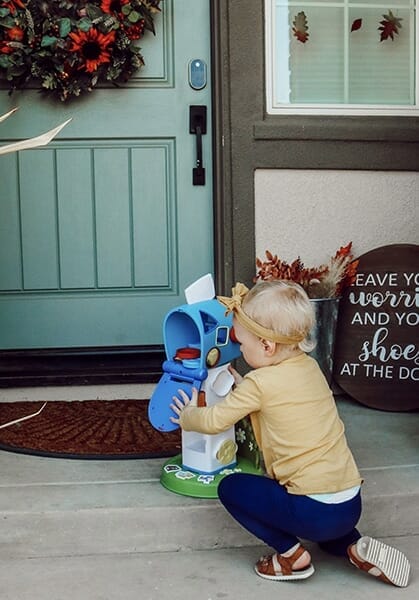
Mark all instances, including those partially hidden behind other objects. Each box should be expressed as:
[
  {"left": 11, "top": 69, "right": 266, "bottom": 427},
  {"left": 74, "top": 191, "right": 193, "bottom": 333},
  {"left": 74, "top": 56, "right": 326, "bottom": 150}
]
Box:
[{"left": 189, "top": 105, "right": 207, "bottom": 186}]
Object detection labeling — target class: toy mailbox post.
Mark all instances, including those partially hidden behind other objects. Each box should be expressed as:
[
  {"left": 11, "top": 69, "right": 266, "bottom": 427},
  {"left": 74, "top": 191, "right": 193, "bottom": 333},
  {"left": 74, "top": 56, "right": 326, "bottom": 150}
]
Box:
[{"left": 148, "top": 274, "right": 248, "bottom": 497}]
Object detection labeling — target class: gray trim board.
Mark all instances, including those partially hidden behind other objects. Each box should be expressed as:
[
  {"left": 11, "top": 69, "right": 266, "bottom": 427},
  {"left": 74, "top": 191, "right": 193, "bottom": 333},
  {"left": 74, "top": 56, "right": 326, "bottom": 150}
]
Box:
[{"left": 211, "top": 0, "right": 419, "bottom": 292}]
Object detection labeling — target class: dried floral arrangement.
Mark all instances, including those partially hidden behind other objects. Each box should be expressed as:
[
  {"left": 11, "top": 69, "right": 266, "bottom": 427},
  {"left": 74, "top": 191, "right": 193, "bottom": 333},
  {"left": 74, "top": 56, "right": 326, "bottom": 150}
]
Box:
[
  {"left": 255, "top": 242, "right": 359, "bottom": 299},
  {"left": 0, "top": 0, "right": 162, "bottom": 102}
]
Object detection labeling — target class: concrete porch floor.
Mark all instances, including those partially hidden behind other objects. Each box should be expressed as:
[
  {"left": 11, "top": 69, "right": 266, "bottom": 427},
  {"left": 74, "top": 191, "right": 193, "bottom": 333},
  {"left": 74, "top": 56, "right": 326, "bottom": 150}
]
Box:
[{"left": 0, "top": 387, "right": 418, "bottom": 599}]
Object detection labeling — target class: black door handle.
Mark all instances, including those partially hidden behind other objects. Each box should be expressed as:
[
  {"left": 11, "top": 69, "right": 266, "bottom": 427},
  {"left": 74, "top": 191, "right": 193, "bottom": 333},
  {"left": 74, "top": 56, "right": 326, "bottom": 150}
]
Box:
[{"left": 189, "top": 106, "right": 207, "bottom": 186}]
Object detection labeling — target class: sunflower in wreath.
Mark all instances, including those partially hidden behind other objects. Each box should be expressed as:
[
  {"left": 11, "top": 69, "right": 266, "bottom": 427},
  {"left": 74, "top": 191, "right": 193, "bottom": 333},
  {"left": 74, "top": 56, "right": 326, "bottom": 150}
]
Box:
[{"left": 0, "top": 0, "right": 162, "bottom": 101}]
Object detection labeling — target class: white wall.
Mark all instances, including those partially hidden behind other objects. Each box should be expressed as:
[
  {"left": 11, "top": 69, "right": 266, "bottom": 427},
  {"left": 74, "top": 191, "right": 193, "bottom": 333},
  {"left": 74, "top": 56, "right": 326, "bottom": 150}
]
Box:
[{"left": 255, "top": 169, "right": 418, "bottom": 268}]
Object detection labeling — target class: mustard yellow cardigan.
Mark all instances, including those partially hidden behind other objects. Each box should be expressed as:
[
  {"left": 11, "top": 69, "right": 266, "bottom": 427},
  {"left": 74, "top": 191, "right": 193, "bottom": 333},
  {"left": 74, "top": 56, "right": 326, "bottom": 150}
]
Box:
[{"left": 179, "top": 353, "right": 362, "bottom": 495}]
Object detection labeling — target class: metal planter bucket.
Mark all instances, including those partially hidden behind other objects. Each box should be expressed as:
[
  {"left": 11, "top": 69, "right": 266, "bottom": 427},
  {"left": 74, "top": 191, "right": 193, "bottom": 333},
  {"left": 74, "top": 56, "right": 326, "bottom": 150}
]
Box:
[{"left": 308, "top": 298, "right": 340, "bottom": 385}]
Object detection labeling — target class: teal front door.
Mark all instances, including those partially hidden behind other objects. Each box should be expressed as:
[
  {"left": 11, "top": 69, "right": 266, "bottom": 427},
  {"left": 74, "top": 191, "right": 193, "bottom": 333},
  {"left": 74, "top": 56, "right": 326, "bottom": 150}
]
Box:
[{"left": 0, "top": 1, "right": 213, "bottom": 350}]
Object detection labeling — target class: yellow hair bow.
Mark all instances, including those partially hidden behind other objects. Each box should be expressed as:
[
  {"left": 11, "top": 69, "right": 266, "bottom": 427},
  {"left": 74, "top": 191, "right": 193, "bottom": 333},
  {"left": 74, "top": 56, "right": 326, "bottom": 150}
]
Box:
[
  {"left": 217, "top": 282, "right": 249, "bottom": 315},
  {"left": 217, "top": 281, "right": 305, "bottom": 345}
]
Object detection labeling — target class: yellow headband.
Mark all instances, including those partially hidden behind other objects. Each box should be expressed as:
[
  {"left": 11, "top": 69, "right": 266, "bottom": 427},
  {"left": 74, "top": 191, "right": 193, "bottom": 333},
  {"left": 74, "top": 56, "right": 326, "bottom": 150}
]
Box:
[{"left": 217, "top": 282, "right": 305, "bottom": 345}]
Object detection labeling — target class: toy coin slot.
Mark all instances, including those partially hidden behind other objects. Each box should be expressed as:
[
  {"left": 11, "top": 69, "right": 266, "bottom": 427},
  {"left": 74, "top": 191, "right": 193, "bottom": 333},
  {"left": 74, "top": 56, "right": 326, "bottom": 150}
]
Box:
[
  {"left": 185, "top": 433, "right": 206, "bottom": 454},
  {"left": 169, "top": 375, "right": 195, "bottom": 384}
]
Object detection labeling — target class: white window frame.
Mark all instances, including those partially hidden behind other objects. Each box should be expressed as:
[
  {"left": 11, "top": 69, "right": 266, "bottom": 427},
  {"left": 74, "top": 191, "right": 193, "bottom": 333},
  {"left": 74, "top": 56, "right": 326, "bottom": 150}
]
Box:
[{"left": 265, "top": 0, "right": 419, "bottom": 116}]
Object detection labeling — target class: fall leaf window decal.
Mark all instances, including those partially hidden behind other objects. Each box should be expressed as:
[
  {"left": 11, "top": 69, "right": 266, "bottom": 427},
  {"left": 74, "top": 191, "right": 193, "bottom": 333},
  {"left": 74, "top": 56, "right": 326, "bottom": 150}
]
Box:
[
  {"left": 292, "top": 11, "right": 309, "bottom": 43},
  {"left": 378, "top": 10, "right": 403, "bottom": 41},
  {"left": 351, "top": 19, "right": 362, "bottom": 33},
  {"left": 274, "top": 2, "right": 413, "bottom": 109},
  {"left": 293, "top": 10, "right": 404, "bottom": 44}
]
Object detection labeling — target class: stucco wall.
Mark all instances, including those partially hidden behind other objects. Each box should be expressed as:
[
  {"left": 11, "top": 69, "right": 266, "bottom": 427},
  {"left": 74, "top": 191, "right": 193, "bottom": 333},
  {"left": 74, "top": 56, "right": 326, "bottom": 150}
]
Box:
[{"left": 255, "top": 169, "right": 418, "bottom": 267}]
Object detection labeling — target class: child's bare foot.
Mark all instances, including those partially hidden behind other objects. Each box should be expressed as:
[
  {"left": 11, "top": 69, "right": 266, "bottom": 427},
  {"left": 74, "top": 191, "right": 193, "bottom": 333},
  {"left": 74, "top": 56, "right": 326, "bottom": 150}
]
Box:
[
  {"left": 255, "top": 543, "right": 314, "bottom": 581},
  {"left": 348, "top": 536, "right": 410, "bottom": 587}
]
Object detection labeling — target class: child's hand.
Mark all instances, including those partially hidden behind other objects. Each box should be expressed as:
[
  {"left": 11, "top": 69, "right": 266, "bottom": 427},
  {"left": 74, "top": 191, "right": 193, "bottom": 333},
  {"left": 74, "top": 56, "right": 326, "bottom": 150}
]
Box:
[
  {"left": 169, "top": 387, "right": 197, "bottom": 424},
  {"left": 228, "top": 365, "right": 243, "bottom": 386}
]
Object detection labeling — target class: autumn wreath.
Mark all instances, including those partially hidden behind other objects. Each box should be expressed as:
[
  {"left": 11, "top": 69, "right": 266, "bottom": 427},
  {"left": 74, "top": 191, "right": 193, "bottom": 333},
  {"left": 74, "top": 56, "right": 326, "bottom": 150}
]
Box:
[{"left": 0, "top": 0, "right": 162, "bottom": 101}]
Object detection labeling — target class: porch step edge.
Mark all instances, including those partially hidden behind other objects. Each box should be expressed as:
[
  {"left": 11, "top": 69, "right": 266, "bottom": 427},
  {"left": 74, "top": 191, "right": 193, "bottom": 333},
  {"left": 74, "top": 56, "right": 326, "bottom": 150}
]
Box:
[{"left": 1, "top": 465, "right": 417, "bottom": 559}]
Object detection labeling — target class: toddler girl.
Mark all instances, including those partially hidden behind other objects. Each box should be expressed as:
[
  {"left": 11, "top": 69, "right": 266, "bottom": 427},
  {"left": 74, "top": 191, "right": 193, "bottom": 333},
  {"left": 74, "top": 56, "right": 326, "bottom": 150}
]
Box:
[{"left": 170, "top": 280, "right": 410, "bottom": 587}]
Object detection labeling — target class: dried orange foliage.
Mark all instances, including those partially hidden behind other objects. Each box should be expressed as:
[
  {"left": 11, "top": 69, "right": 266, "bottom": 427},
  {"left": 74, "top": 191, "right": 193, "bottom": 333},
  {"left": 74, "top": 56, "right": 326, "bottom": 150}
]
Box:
[{"left": 255, "top": 242, "right": 359, "bottom": 299}]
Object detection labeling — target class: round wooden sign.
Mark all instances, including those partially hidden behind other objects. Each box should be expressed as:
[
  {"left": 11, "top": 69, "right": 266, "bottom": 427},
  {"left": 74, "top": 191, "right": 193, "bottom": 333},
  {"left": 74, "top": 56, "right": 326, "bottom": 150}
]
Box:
[{"left": 333, "top": 244, "right": 419, "bottom": 411}]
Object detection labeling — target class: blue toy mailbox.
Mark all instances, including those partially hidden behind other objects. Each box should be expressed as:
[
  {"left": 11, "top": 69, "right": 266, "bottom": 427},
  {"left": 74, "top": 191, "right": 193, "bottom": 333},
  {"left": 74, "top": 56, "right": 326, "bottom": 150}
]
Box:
[{"left": 148, "top": 274, "right": 241, "bottom": 475}]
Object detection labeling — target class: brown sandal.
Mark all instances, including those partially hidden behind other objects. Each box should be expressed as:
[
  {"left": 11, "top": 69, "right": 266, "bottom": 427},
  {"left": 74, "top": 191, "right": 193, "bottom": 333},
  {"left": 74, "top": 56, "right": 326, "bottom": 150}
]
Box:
[
  {"left": 348, "top": 536, "right": 410, "bottom": 587},
  {"left": 255, "top": 545, "right": 315, "bottom": 581}
]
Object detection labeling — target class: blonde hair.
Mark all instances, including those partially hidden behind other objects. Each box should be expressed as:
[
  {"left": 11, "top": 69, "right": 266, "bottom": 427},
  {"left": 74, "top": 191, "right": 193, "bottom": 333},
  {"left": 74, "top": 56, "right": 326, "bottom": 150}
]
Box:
[{"left": 242, "top": 280, "right": 316, "bottom": 352}]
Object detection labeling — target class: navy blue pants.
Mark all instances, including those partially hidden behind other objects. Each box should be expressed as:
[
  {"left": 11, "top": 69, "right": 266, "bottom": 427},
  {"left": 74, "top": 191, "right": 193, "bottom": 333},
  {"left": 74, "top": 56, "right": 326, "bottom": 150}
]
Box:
[{"left": 218, "top": 473, "right": 362, "bottom": 556}]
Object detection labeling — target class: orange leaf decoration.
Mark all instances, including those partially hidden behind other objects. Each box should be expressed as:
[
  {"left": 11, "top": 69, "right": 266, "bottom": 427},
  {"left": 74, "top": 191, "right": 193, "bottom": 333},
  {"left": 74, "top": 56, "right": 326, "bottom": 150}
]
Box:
[
  {"left": 351, "top": 19, "right": 362, "bottom": 32},
  {"left": 292, "top": 11, "right": 309, "bottom": 44},
  {"left": 378, "top": 10, "right": 402, "bottom": 41}
]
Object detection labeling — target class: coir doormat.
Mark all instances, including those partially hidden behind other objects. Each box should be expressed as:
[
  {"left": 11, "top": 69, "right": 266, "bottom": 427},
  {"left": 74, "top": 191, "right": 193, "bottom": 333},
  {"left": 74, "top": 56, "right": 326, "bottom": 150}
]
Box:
[{"left": 0, "top": 400, "right": 181, "bottom": 460}]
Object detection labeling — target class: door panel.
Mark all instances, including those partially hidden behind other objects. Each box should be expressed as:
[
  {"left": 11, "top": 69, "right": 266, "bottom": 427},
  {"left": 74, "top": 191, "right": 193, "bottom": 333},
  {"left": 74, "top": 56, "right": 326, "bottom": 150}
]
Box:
[{"left": 0, "top": 0, "right": 213, "bottom": 350}]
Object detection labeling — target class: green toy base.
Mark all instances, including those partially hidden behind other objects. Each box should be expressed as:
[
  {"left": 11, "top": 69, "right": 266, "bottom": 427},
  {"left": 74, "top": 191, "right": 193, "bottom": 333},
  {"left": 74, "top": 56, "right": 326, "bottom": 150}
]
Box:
[{"left": 160, "top": 453, "right": 263, "bottom": 498}]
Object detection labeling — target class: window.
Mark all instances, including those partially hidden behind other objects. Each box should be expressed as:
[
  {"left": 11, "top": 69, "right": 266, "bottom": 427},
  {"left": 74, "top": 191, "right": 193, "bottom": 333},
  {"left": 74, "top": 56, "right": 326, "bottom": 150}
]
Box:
[
  {"left": 265, "top": 0, "right": 418, "bottom": 115},
  {"left": 215, "top": 326, "right": 229, "bottom": 346}
]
